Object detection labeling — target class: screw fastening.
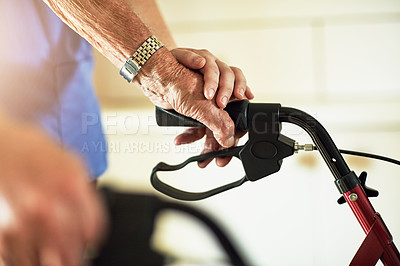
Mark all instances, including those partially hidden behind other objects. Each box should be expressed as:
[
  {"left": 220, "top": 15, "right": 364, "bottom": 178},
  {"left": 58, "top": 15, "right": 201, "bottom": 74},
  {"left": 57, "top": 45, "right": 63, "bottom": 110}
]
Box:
[{"left": 349, "top": 193, "right": 358, "bottom": 202}]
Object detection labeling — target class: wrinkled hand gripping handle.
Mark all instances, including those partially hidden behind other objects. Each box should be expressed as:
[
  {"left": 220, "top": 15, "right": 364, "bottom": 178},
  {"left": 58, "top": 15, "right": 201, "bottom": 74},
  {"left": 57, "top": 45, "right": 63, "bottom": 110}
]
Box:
[{"left": 152, "top": 100, "right": 295, "bottom": 201}]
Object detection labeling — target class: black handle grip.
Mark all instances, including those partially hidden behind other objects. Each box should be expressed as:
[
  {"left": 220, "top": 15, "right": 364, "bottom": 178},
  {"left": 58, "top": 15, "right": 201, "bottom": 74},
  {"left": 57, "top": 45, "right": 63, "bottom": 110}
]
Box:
[
  {"left": 155, "top": 100, "right": 249, "bottom": 131},
  {"left": 155, "top": 107, "right": 204, "bottom": 127}
]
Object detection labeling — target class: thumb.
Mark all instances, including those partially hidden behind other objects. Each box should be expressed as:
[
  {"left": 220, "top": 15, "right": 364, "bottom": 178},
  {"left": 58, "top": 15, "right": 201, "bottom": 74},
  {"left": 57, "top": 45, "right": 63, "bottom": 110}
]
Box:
[{"left": 171, "top": 48, "right": 206, "bottom": 70}]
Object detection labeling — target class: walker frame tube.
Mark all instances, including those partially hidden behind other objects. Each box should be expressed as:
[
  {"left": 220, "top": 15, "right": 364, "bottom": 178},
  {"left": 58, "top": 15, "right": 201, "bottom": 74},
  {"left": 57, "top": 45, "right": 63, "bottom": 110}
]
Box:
[{"left": 280, "top": 107, "right": 400, "bottom": 265}]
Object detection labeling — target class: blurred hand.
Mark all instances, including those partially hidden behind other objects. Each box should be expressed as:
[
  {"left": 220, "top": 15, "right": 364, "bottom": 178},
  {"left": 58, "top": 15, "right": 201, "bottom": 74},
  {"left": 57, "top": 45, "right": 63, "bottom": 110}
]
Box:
[{"left": 0, "top": 114, "right": 106, "bottom": 266}]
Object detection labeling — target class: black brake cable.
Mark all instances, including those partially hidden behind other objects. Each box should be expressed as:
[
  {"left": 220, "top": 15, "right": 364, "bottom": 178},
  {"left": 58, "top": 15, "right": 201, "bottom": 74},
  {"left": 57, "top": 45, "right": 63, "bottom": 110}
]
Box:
[
  {"left": 339, "top": 149, "right": 400, "bottom": 166},
  {"left": 307, "top": 145, "right": 400, "bottom": 166}
]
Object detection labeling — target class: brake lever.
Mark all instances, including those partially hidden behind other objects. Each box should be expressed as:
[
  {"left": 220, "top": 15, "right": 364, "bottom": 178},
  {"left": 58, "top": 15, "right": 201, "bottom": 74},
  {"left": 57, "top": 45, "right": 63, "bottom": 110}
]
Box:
[
  {"left": 151, "top": 146, "right": 247, "bottom": 201},
  {"left": 151, "top": 100, "right": 296, "bottom": 201}
]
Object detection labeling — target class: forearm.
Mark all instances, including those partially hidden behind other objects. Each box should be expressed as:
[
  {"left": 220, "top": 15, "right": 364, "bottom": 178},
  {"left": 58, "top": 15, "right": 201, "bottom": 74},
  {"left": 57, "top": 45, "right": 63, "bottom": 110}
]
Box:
[
  {"left": 43, "top": 0, "right": 185, "bottom": 97},
  {"left": 43, "top": 0, "right": 236, "bottom": 148},
  {"left": 44, "top": 0, "right": 155, "bottom": 67},
  {"left": 125, "top": 0, "right": 176, "bottom": 49}
]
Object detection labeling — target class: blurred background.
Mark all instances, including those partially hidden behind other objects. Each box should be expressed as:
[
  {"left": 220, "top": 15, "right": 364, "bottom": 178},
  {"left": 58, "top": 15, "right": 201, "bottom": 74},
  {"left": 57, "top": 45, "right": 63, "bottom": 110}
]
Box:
[{"left": 95, "top": 0, "right": 400, "bottom": 265}]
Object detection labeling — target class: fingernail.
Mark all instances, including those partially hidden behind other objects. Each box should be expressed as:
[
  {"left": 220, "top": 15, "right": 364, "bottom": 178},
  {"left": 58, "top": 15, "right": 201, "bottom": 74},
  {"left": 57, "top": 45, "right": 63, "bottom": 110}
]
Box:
[
  {"left": 221, "top": 96, "right": 228, "bottom": 107},
  {"left": 207, "top": 89, "right": 215, "bottom": 99}
]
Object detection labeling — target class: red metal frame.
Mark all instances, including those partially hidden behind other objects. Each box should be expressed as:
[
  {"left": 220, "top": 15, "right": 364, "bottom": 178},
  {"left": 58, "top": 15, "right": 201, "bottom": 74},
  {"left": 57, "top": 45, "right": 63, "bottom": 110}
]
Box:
[{"left": 344, "top": 185, "right": 400, "bottom": 265}]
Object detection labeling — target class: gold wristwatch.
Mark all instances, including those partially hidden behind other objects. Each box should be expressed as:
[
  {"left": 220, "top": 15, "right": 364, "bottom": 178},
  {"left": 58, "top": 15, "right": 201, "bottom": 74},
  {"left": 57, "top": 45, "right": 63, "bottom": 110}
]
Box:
[{"left": 119, "top": 35, "right": 164, "bottom": 83}]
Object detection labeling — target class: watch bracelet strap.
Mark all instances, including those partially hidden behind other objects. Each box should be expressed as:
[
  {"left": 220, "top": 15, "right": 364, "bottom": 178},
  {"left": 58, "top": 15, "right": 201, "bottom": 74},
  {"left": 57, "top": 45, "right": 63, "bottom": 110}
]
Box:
[
  {"left": 133, "top": 35, "right": 163, "bottom": 67},
  {"left": 120, "top": 35, "right": 164, "bottom": 83}
]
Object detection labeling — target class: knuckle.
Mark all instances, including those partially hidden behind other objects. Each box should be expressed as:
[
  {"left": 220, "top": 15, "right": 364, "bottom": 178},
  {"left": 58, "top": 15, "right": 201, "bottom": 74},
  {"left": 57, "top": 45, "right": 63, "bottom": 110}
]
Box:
[
  {"left": 231, "top": 66, "right": 242, "bottom": 74},
  {"left": 231, "top": 67, "right": 246, "bottom": 80},
  {"left": 222, "top": 120, "right": 235, "bottom": 136},
  {"left": 207, "top": 65, "right": 219, "bottom": 77},
  {"left": 224, "top": 67, "right": 235, "bottom": 76},
  {"left": 220, "top": 68, "right": 235, "bottom": 82}
]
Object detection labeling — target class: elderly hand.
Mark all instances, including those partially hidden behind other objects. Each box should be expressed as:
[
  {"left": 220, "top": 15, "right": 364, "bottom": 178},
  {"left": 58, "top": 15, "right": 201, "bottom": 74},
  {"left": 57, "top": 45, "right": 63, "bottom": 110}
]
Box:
[
  {"left": 136, "top": 47, "right": 252, "bottom": 166},
  {"left": 170, "top": 48, "right": 253, "bottom": 167},
  {"left": 0, "top": 114, "right": 106, "bottom": 266},
  {"left": 171, "top": 48, "right": 254, "bottom": 108}
]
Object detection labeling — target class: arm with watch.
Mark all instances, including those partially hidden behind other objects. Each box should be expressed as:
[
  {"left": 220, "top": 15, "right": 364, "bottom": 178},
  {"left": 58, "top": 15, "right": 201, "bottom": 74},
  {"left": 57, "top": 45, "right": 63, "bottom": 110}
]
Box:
[
  {"left": 0, "top": 1, "right": 253, "bottom": 265},
  {"left": 43, "top": 0, "right": 254, "bottom": 163}
]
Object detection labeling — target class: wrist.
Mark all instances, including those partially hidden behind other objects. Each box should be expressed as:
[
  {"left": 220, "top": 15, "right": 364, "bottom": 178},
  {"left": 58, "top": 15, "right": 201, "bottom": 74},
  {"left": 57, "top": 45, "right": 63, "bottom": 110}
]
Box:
[
  {"left": 120, "top": 35, "right": 164, "bottom": 82},
  {"left": 134, "top": 47, "right": 186, "bottom": 101}
]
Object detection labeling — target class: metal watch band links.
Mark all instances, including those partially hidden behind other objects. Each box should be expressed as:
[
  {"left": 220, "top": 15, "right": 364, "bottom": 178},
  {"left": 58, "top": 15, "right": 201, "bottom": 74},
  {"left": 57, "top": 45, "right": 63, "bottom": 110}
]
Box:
[{"left": 119, "top": 35, "right": 164, "bottom": 83}]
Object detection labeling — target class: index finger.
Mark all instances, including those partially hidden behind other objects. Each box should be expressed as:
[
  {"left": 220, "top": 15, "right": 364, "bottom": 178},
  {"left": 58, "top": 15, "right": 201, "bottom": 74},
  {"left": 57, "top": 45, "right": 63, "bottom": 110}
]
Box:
[{"left": 200, "top": 58, "right": 219, "bottom": 100}]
